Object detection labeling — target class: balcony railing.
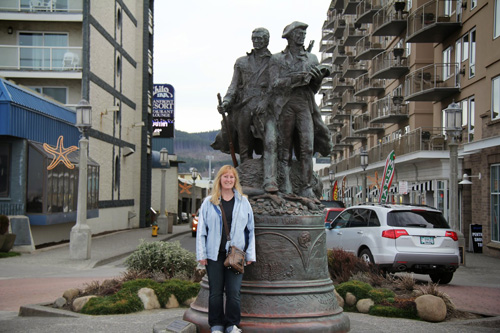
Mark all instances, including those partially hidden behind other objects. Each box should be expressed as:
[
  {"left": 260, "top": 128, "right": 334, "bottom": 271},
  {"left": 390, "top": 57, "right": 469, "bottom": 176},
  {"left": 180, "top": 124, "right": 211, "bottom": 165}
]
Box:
[
  {"left": 404, "top": 63, "right": 460, "bottom": 101},
  {"left": 372, "top": 1, "right": 408, "bottom": 36},
  {"left": 340, "top": 122, "right": 365, "bottom": 142},
  {"left": 343, "top": 24, "right": 366, "bottom": 46},
  {"left": 333, "top": 44, "right": 348, "bottom": 65},
  {"left": 370, "top": 48, "right": 409, "bottom": 79},
  {"left": 0, "top": 45, "right": 82, "bottom": 71},
  {"left": 407, "top": 0, "right": 462, "bottom": 43},
  {"left": 0, "top": 0, "right": 83, "bottom": 13},
  {"left": 355, "top": 0, "right": 385, "bottom": 25},
  {"left": 354, "top": 35, "right": 386, "bottom": 61},
  {"left": 354, "top": 73, "right": 385, "bottom": 96},
  {"left": 370, "top": 95, "right": 409, "bottom": 123},
  {"left": 342, "top": 89, "right": 367, "bottom": 110},
  {"left": 333, "top": 77, "right": 354, "bottom": 93},
  {"left": 344, "top": 0, "right": 362, "bottom": 15},
  {"left": 353, "top": 112, "right": 384, "bottom": 134},
  {"left": 342, "top": 56, "right": 368, "bottom": 79},
  {"left": 333, "top": 127, "right": 450, "bottom": 173}
]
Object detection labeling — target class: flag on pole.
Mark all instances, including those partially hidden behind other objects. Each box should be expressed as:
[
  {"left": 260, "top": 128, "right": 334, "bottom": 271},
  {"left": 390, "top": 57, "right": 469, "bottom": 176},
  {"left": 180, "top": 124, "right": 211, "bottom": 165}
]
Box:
[
  {"left": 341, "top": 176, "right": 346, "bottom": 200},
  {"left": 332, "top": 180, "right": 339, "bottom": 201},
  {"left": 379, "top": 150, "right": 396, "bottom": 203}
]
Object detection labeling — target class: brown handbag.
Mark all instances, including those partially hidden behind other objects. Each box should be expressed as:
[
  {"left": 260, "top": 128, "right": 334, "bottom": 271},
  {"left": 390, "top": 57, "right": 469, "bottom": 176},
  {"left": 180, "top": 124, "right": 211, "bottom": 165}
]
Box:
[{"left": 220, "top": 203, "right": 245, "bottom": 274}]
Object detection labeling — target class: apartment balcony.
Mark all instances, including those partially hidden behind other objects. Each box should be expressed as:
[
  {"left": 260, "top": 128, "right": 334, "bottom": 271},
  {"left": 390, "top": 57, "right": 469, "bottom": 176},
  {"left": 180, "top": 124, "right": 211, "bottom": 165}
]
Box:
[
  {"left": 321, "top": 52, "right": 333, "bottom": 66},
  {"left": 320, "top": 77, "right": 334, "bottom": 93},
  {"left": 404, "top": 63, "right": 460, "bottom": 101},
  {"left": 332, "top": 108, "right": 351, "bottom": 121},
  {"left": 342, "top": 89, "right": 367, "bottom": 110},
  {"left": 320, "top": 100, "right": 334, "bottom": 116},
  {"left": 406, "top": 0, "right": 462, "bottom": 43},
  {"left": 370, "top": 48, "right": 409, "bottom": 79},
  {"left": 344, "top": 0, "right": 361, "bottom": 15},
  {"left": 320, "top": 39, "right": 335, "bottom": 53},
  {"left": 354, "top": 35, "right": 385, "bottom": 61},
  {"left": 343, "top": 24, "right": 366, "bottom": 47},
  {"left": 333, "top": 77, "right": 354, "bottom": 93},
  {"left": 330, "top": 0, "right": 345, "bottom": 11},
  {"left": 353, "top": 113, "right": 384, "bottom": 134},
  {"left": 372, "top": 1, "right": 407, "bottom": 36},
  {"left": 333, "top": 44, "right": 348, "bottom": 65},
  {"left": 332, "top": 16, "right": 347, "bottom": 38},
  {"left": 340, "top": 123, "right": 365, "bottom": 142},
  {"left": 354, "top": 73, "right": 384, "bottom": 96},
  {"left": 0, "top": 45, "right": 82, "bottom": 78},
  {"left": 330, "top": 64, "right": 343, "bottom": 78},
  {"left": 355, "top": 0, "right": 384, "bottom": 25},
  {"left": 324, "top": 14, "right": 336, "bottom": 30},
  {"left": 326, "top": 117, "right": 344, "bottom": 130},
  {"left": 342, "top": 56, "right": 368, "bottom": 79},
  {"left": 0, "top": 0, "right": 83, "bottom": 20},
  {"left": 370, "top": 95, "right": 409, "bottom": 124},
  {"left": 324, "top": 91, "right": 342, "bottom": 105},
  {"left": 332, "top": 132, "right": 353, "bottom": 151}
]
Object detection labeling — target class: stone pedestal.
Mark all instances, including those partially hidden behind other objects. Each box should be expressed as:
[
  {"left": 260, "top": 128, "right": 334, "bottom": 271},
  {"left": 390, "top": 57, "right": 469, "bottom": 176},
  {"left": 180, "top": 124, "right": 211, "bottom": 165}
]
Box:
[
  {"left": 69, "top": 224, "right": 91, "bottom": 260},
  {"left": 157, "top": 215, "right": 168, "bottom": 235},
  {"left": 184, "top": 214, "right": 350, "bottom": 332}
]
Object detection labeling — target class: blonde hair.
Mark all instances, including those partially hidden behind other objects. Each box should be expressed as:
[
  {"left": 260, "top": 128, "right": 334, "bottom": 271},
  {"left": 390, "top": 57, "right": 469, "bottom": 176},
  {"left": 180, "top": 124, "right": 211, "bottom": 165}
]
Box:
[{"left": 210, "top": 165, "right": 243, "bottom": 205}]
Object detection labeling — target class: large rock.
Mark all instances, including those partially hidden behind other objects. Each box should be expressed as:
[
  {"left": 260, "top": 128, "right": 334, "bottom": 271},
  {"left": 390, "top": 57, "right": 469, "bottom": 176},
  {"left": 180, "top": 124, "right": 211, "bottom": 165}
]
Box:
[
  {"left": 53, "top": 297, "right": 67, "bottom": 309},
  {"left": 73, "top": 296, "right": 96, "bottom": 312},
  {"left": 334, "top": 289, "right": 344, "bottom": 308},
  {"left": 415, "top": 294, "right": 447, "bottom": 322},
  {"left": 165, "top": 294, "right": 179, "bottom": 309},
  {"left": 356, "top": 298, "right": 374, "bottom": 313},
  {"left": 138, "top": 287, "right": 160, "bottom": 310},
  {"left": 63, "top": 288, "right": 80, "bottom": 301},
  {"left": 345, "top": 292, "right": 357, "bottom": 306}
]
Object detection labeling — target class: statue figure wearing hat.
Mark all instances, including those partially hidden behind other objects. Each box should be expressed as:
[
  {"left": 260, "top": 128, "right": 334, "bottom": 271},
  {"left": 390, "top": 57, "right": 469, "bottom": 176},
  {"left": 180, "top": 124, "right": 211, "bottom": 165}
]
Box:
[{"left": 269, "top": 21, "right": 332, "bottom": 198}]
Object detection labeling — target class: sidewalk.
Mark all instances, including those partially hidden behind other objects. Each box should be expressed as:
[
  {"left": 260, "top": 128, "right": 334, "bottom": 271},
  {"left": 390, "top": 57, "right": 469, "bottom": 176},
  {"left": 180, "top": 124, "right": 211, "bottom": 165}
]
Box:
[{"left": 1, "top": 224, "right": 500, "bottom": 332}]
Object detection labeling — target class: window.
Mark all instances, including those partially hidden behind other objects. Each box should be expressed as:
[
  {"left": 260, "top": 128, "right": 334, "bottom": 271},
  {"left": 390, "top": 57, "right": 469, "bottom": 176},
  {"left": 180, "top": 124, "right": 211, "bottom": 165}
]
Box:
[
  {"left": 462, "top": 33, "right": 469, "bottom": 62},
  {"left": 443, "top": 46, "right": 452, "bottom": 79},
  {"left": 469, "top": 28, "right": 476, "bottom": 78},
  {"left": 114, "top": 155, "right": 120, "bottom": 191},
  {"left": 492, "top": 164, "right": 500, "bottom": 242},
  {"left": 444, "top": 0, "right": 453, "bottom": 16},
  {"left": 455, "top": 39, "right": 461, "bottom": 63},
  {"left": 0, "top": 144, "right": 10, "bottom": 197},
  {"left": 471, "top": 0, "right": 477, "bottom": 10},
  {"left": 493, "top": 76, "right": 500, "bottom": 120},
  {"left": 29, "top": 86, "right": 67, "bottom": 104},
  {"left": 495, "top": 0, "right": 500, "bottom": 39},
  {"left": 461, "top": 97, "right": 475, "bottom": 142},
  {"left": 19, "top": 32, "right": 68, "bottom": 70}
]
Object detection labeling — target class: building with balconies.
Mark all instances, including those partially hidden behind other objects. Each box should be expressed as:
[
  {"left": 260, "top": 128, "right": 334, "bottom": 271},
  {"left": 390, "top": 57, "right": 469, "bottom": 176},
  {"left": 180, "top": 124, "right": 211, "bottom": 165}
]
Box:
[
  {"left": 319, "top": 0, "right": 500, "bottom": 259},
  {"left": 0, "top": 0, "right": 156, "bottom": 247}
]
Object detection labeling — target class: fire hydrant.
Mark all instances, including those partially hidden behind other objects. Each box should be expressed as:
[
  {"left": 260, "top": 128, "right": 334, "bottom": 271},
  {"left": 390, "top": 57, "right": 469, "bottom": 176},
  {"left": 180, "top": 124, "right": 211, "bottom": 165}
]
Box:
[{"left": 152, "top": 222, "right": 158, "bottom": 237}]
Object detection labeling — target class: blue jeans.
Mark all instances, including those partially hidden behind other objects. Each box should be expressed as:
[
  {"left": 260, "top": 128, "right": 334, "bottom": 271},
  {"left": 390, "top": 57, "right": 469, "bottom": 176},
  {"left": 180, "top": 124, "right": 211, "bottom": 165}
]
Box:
[{"left": 206, "top": 251, "right": 243, "bottom": 329}]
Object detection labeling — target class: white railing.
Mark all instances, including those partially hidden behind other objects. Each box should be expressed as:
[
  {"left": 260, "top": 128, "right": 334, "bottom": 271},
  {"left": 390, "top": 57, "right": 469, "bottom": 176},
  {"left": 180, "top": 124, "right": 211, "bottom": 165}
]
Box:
[
  {"left": 0, "top": 45, "right": 82, "bottom": 71},
  {"left": 0, "top": 0, "right": 83, "bottom": 13}
]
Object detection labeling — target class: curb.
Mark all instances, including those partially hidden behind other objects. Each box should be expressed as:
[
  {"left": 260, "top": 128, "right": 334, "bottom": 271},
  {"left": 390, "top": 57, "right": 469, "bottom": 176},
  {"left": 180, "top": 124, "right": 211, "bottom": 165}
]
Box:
[{"left": 18, "top": 302, "right": 88, "bottom": 318}]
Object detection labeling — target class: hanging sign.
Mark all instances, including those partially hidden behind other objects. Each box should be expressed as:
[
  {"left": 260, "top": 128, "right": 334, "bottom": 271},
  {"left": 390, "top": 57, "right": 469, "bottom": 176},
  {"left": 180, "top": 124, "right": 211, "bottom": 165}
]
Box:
[
  {"left": 153, "top": 84, "right": 175, "bottom": 138},
  {"left": 332, "top": 180, "right": 339, "bottom": 201},
  {"left": 379, "top": 150, "right": 396, "bottom": 203}
]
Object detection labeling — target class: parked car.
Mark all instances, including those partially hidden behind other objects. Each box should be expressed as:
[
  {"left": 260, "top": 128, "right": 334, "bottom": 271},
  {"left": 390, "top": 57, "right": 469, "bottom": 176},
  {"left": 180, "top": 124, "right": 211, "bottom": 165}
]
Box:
[
  {"left": 325, "top": 203, "right": 460, "bottom": 284},
  {"left": 324, "top": 207, "right": 345, "bottom": 228},
  {"left": 320, "top": 200, "right": 345, "bottom": 209},
  {"left": 191, "top": 210, "right": 199, "bottom": 237}
]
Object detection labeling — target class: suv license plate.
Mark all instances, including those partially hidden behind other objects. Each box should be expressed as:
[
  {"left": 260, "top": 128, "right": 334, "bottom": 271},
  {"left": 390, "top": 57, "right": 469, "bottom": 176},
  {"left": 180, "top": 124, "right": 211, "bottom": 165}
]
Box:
[{"left": 420, "top": 236, "right": 435, "bottom": 245}]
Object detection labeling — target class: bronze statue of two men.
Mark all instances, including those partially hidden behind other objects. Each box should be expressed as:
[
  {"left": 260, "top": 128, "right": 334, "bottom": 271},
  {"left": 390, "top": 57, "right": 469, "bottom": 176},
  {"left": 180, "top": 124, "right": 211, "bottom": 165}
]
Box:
[{"left": 212, "top": 22, "right": 332, "bottom": 199}]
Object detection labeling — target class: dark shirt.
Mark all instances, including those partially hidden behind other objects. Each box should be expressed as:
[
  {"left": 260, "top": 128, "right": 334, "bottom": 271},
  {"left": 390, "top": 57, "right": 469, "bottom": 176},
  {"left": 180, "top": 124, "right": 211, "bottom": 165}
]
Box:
[{"left": 219, "top": 196, "right": 235, "bottom": 253}]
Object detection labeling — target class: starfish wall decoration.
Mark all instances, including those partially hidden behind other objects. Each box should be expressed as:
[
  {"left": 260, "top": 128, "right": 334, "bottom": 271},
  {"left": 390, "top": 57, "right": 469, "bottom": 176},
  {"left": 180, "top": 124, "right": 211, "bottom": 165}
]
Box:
[
  {"left": 43, "top": 135, "right": 78, "bottom": 170},
  {"left": 366, "top": 171, "right": 382, "bottom": 191},
  {"left": 179, "top": 182, "right": 193, "bottom": 194}
]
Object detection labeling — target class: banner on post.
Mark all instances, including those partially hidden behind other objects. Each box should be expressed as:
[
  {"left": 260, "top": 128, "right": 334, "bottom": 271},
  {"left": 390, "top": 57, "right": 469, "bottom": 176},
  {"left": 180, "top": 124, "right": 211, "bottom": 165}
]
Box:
[
  {"left": 332, "top": 180, "right": 339, "bottom": 201},
  {"left": 379, "top": 150, "right": 396, "bottom": 203}
]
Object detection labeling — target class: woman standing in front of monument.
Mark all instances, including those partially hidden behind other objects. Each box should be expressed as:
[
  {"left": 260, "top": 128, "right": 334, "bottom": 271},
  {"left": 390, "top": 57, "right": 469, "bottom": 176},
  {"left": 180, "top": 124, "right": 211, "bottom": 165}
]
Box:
[{"left": 196, "top": 165, "right": 256, "bottom": 333}]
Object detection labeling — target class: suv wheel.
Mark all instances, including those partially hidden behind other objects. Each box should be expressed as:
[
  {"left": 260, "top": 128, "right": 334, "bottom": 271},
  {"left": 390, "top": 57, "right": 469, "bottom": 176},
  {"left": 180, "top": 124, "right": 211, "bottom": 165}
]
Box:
[
  {"left": 429, "top": 272, "right": 454, "bottom": 285},
  {"left": 359, "top": 249, "right": 374, "bottom": 265}
]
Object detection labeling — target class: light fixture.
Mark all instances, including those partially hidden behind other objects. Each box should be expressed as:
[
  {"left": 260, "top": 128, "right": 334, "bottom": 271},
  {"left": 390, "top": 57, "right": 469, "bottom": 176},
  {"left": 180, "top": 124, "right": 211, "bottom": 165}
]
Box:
[
  {"left": 102, "top": 105, "right": 120, "bottom": 115},
  {"left": 131, "top": 121, "right": 145, "bottom": 128},
  {"left": 444, "top": 101, "right": 462, "bottom": 140},
  {"left": 191, "top": 167, "right": 198, "bottom": 181},
  {"left": 123, "top": 146, "right": 135, "bottom": 157},
  {"left": 329, "top": 169, "right": 335, "bottom": 186},
  {"left": 75, "top": 99, "right": 92, "bottom": 133},
  {"left": 360, "top": 148, "right": 368, "bottom": 171},
  {"left": 160, "top": 148, "right": 169, "bottom": 167},
  {"left": 459, "top": 173, "right": 481, "bottom": 185},
  {"left": 7, "top": 27, "right": 13, "bottom": 35}
]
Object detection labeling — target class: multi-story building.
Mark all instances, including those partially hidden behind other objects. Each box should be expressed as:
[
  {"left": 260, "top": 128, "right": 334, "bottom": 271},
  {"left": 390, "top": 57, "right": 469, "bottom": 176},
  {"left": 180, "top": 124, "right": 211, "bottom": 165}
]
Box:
[
  {"left": 0, "top": 0, "right": 155, "bottom": 246},
  {"left": 319, "top": 0, "right": 500, "bottom": 258}
]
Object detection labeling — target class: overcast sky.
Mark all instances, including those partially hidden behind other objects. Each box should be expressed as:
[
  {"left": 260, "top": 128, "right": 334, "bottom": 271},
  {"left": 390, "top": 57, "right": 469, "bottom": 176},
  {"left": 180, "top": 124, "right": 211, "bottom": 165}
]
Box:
[{"left": 153, "top": 0, "right": 329, "bottom": 133}]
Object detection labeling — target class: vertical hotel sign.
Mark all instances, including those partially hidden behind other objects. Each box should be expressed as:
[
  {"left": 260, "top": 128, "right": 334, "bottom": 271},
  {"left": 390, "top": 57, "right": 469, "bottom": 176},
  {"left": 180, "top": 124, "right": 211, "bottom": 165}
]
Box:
[{"left": 153, "top": 84, "right": 175, "bottom": 138}]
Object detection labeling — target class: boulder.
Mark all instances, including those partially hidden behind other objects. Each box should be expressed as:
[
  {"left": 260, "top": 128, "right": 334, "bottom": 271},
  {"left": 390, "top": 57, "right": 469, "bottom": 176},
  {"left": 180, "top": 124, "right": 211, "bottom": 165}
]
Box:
[
  {"left": 415, "top": 294, "right": 447, "bottom": 322},
  {"left": 63, "top": 288, "right": 80, "bottom": 301},
  {"left": 345, "top": 292, "right": 357, "bottom": 306},
  {"left": 53, "top": 297, "right": 67, "bottom": 308},
  {"left": 183, "top": 296, "right": 197, "bottom": 306},
  {"left": 73, "top": 296, "right": 96, "bottom": 312},
  {"left": 334, "top": 289, "right": 344, "bottom": 308},
  {"left": 138, "top": 287, "right": 160, "bottom": 310},
  {"left": 165, "top": 294, "right": 179, "bottom": 309},
  {"left": 356, "top": 298, "right": 374, "bottom": 313}
]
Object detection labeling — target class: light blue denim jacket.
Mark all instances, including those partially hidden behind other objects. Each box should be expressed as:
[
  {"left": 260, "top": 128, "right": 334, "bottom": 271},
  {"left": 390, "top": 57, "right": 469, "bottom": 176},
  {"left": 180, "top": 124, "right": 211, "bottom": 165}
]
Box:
[{"left": 196, "top": 190, "right": 256, "bottom": 262}]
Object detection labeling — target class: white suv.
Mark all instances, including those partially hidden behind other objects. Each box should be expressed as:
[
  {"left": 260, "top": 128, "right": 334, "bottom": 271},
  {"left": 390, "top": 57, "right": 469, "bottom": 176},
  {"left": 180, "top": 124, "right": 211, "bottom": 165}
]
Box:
[{"left": 325, "top": 203, "right": 460, "bottom": 284}]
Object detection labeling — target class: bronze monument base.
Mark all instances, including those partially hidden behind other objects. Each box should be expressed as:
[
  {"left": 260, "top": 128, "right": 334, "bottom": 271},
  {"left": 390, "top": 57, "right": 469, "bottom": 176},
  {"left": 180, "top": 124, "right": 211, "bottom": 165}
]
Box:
[{"left": 184, "top": 214, "right": 350, "bottom": 332}]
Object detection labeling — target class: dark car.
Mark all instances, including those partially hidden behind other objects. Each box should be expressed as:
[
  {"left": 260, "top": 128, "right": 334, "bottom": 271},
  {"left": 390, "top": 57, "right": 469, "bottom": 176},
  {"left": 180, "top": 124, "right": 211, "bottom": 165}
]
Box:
[{"left": 320, "top": 200, "right": 346, "bottom": 209}]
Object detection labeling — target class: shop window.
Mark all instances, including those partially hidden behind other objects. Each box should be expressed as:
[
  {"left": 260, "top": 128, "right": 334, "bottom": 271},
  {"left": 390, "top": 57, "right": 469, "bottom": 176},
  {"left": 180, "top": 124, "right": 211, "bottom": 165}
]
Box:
[
  {"left": 0, "top": 144, "right": 10, "bottom": 197},
  {"left": 29, "top": 86, "right": 67, "bottom": 104},
  {"left": 492, "top": 164, "right": 500, "bottom": 242}
]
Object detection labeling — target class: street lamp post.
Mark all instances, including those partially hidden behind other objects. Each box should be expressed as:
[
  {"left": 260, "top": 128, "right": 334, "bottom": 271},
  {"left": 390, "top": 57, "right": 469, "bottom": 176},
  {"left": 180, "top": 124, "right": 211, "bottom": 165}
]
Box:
[
  {"left": 158, "top": 148, "right": 170, "bottom": 234},
  {"left": 70, "top": 99, "right": 92, "bottom": 260},
  {"left": 445, "top": 101, "right": 465, "bottom": 263},
  {"left": 360, "top": 148, "right": 369, "bottom": 204},
  {"left": 329, "top": 169, "right": 335, "bottom": 201},
  {"left": 191, "top": 167, "right": 199, "bottom": 221}
]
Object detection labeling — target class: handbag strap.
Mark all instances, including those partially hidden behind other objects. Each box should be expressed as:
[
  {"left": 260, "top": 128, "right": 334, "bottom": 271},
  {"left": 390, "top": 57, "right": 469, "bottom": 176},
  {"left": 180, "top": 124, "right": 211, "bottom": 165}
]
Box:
[{"left": 219, "top": 203, "right": 231, "bottom": 242}]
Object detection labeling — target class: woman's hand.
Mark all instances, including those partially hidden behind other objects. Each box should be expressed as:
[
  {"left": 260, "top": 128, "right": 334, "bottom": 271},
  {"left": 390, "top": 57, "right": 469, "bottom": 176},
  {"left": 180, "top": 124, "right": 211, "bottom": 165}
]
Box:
[
  {"left": 246, "top": 261, "right": 253, "bottom": 265},
  {"left": 198, "top": 259, "right": 207, "bottom": 266}
]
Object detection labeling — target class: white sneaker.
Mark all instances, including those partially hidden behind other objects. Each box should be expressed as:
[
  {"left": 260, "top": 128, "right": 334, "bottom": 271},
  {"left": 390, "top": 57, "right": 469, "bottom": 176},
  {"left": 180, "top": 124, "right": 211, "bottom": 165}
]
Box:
[{"left": 226, "top": 325, "right": 242, "bottom": 333}]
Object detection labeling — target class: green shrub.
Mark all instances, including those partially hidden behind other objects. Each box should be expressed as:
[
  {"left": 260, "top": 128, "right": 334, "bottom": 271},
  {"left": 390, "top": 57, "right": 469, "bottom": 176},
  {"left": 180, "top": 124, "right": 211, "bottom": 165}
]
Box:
[
  {"left": 368, "top": 288, "right": 395, "bottom": 303},
  {"left": 328, "top": 249, "right": 371, "bottom": 283},
  {"left": 335, "top": 280, "right": 373, "bottom": 300},
  {"left": 81, "top": 290, "right": 143, "bottom": 315},
  {"left": 125, "top": 240, "right": 197, "bottom": 279},
  {"left": 369, "top": 301, "right": 419, "bottom": 319},
  {"left": 0, "top": 251, "right": 20, "bottom": 259}
]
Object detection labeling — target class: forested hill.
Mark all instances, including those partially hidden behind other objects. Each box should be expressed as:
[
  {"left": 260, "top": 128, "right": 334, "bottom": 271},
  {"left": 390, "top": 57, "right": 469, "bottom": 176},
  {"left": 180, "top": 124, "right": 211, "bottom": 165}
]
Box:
[{"left": 173, "top": 129, "right": 233, "bottom": 175}]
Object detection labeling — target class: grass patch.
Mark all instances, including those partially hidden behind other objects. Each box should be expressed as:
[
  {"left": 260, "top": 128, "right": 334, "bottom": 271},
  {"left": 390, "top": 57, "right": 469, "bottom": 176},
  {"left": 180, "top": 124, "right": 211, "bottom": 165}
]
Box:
[{"left": 0, "top": 251, "right": 21, "bottom": 259}]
